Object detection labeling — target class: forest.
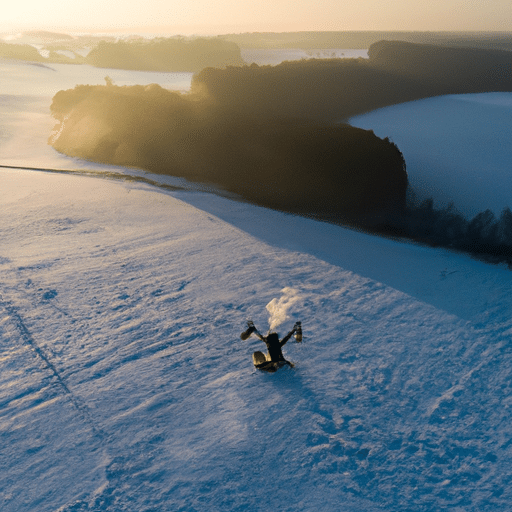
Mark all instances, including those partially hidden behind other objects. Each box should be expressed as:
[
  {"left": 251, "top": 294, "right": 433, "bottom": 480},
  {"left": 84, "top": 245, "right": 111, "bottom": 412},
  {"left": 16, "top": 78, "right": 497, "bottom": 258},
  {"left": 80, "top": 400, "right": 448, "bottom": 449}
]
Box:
[
  {"left": 0, "top": 35, "right": 244, "bottom": 70},
  {"left": 49, "top": 82, "right": 407, "bottom": 225},
  {"left": 194, "top": 40, "right": 512, "bottom": 120},
  {"left": 0, "top": 40, "right": 81, "bottom": 64},
  {"left": 85, "top": 37, "right": 244, "bottom": 72}
]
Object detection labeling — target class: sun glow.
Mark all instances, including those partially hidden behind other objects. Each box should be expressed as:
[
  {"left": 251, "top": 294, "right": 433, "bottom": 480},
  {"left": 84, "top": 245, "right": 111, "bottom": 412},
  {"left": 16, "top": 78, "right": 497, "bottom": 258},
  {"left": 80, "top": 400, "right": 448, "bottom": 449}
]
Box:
[{"left": 2, "top": 0, "right": 512, "bottom": 35}]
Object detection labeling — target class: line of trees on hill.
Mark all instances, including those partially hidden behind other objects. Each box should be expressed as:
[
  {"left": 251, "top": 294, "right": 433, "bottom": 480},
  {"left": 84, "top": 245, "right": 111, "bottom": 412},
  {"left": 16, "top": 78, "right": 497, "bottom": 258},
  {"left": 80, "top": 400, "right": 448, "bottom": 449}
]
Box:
[
  {"left": 193, "top": 40, "right": 512, "bottom": 121},
  {"left": 0, "top": 36, "right": 244, "bottom": 70},
  {"left": 0, "top": 41, "right": 80, "bottom": 64},
  {"left": 85, "top": 38, "right": 244, "bottom": 72},
  {"left": 0, "top": 41, "right": 42, "bottom": 61}
]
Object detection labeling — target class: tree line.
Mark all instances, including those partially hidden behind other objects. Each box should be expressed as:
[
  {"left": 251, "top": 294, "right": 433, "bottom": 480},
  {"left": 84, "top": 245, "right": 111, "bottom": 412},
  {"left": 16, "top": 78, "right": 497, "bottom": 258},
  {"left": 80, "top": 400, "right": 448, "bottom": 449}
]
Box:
[
  {"left": 0, "top": 36, "right": 244, "bottom": 70},
  {"left": 85, "top": 37, "right": 244, "bottom": 72},
  {"left": 402, "top": 199, "right": 512, "bottom": 267},
  {"left": 193, "top": 40, "right": 512, "bottom": 121},
  {"left": 49, "top": 82, "right": 408, "bottom": 225}
]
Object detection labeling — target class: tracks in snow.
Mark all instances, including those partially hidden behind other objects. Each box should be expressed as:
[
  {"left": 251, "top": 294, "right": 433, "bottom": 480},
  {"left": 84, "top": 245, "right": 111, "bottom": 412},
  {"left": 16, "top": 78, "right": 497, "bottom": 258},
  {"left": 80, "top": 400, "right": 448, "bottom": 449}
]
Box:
[{"left": 0, "top": 292, "right": 107, "bottom": 440}]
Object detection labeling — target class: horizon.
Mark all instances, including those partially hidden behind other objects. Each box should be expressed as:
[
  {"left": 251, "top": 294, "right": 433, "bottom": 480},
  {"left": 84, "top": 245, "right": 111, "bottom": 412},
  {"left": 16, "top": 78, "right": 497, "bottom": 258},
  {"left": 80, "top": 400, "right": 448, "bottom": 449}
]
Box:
[
  {"left": 3, "top": 28, "right": 512, "bottom": 41},
  {"left": 2, "top": 0, "right": 512, "bottom": 36}
]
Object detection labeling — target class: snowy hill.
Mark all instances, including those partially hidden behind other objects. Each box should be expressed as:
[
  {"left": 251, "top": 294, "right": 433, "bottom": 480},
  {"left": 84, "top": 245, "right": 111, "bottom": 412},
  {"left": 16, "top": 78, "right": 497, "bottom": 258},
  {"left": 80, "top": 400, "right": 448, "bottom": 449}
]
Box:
[{"left": 2, "top": 168, "right": 512, "bottom": 511}]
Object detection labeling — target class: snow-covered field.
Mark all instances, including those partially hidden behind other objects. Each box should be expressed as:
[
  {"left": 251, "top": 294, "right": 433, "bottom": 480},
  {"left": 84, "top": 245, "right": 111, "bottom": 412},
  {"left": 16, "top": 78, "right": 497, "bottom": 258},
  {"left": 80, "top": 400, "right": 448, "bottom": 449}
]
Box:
[
  {"left": 350, "top": 93, "right": 512, "bottom": 218},
  {"left": 2, "top": 168, "right": 512, "bottom": 511},
  {"left": 2, "top": 57, "right": 512, "bottom": 511}
]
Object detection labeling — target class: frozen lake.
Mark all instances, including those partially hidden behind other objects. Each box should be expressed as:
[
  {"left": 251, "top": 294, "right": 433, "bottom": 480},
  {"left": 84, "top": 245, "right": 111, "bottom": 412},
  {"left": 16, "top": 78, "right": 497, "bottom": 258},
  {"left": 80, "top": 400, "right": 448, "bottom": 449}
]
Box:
[{"left": 350, "top": 93, "right": 512, "bottom": 219}]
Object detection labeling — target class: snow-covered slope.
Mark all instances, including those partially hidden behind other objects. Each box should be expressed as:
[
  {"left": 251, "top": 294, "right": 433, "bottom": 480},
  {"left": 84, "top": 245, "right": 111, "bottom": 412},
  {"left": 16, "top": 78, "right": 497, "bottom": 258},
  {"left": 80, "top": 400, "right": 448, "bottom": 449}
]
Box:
[{"left": 2, "top": 168, "right": 512, "bottom": 511}]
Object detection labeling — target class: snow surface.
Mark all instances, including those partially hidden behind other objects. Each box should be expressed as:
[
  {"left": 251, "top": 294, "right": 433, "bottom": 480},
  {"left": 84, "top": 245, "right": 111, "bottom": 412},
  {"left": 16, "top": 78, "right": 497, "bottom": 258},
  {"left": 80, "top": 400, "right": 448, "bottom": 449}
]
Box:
[
  {"left": 350, "top": 93, "right": 512, "bottom": 218},
  {"left": 2, "top": 168, "right": 512, "bottom": 511}
]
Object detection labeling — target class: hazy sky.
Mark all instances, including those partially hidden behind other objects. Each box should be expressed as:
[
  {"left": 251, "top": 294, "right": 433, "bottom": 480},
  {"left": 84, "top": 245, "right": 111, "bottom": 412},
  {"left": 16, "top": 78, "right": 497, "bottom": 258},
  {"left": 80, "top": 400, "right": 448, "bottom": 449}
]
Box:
[{"left": 2, "top": 0, "right": 512, "bottom": 35}]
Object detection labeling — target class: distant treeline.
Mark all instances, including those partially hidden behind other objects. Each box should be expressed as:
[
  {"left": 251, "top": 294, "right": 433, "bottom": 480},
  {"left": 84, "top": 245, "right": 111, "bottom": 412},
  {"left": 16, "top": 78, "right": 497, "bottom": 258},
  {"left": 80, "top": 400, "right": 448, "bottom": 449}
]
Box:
[
  {"left": 0, "top": 32, "right": 120, "bottom": 64},
  {"left": 86, "top": 37, "right": 244, "bottom": 72},
  {"left": 0, "top": 36, "right": 244, "bottom": 70},
  {"left": 194, "top": 40, "right": 512, "bottom": 120},
  {"left": 0, "top": 41, "right": 44, "bottom": 61},
  {"left": 221, "top": 31, "right": 512, "bottom": 51},
  {"left": 0, "top": 41, "right": 85, "bottom": 64},
  {"left": 5, "top": 32, "right": 512, "bottom": 74},
  {"left": 49, "top": 83, "right": 407, "bottom": 224}
]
